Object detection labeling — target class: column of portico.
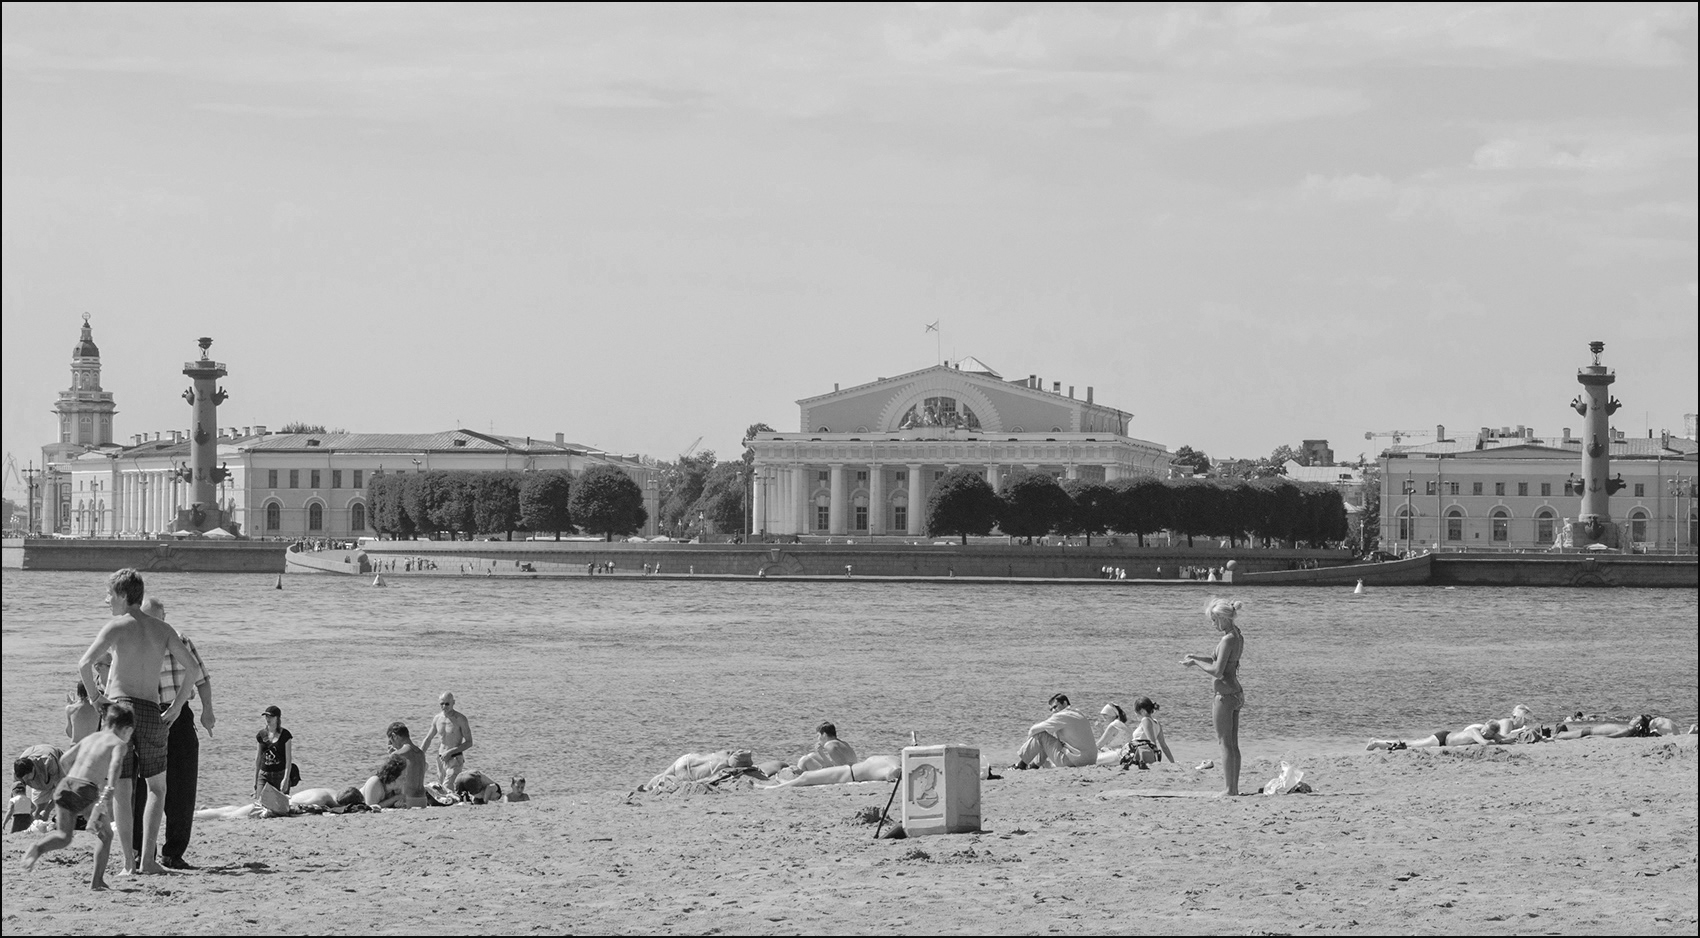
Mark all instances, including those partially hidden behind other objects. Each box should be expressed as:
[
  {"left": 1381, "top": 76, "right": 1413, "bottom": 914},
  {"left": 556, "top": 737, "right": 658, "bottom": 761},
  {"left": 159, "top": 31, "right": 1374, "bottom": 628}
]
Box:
[
  {"left": 796, "top": 464, "right": 812, "bottom": 533},
  {"left": 752, "top": 466, "right": 768, "bottom": 535},
  {"left": 906, "top": 463, "right": 924, "bottom": 535},
  {"left": 868, "top": 464, "right": 884, "bottom": 534},
  {"left": 828, "top": 464, "right": 847, "bottom": 535},
  {"left": 986, "top": 464, "right": 1001, "bottom": 492}
]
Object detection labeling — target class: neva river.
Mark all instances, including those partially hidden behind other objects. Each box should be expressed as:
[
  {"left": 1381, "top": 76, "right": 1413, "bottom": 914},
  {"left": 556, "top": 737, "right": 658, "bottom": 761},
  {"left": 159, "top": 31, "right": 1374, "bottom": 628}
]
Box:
[{"left": 3, "top": 571, "right": 1695, "bottom": 804}]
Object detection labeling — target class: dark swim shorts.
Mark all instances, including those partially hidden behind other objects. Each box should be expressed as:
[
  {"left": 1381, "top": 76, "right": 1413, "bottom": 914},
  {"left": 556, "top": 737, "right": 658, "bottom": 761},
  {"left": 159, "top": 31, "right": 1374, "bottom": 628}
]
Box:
[
  {"left": 1433, "top": 729, "right": 1450, "bottom": 747},
  {"left": 116, "top": 697, "right": 169, "bottom": 779},
  {"left": 53, "top": 777, "right": 99, "bottom": 815}
]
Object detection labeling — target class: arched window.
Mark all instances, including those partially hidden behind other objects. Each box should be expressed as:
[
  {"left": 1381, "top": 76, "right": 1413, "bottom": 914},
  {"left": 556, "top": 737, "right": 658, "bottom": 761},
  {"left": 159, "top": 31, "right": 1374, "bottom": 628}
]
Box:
[
  {"left": 1535, "top": 509, "right": 1556, "bottom": 546},
  {"left": 1490, "top": 508, "right": 1510, "bottom": 543},
  {"left": 308, "top": 503, "right": 323, "bottom": 531},
  {"left": 1445, "top": 508, "right": 1463, "bottom": 542},
  {"left": 266, "top": 502, "right": 281, "bottom": 532},
  {"left": 1396, "top": 507, "right": 1412, "bottom": 542},
  {"left": 350, "top": 502, "right": 366, "bottom": 531},
  {"left": 1628, "top": 509, "right": 1648, "bottom": 544}
]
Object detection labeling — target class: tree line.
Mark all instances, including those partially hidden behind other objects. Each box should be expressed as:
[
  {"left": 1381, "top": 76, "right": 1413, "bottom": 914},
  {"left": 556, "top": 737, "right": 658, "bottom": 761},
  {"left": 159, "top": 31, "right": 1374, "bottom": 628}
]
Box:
[
  {"left": 366, "top": 465, "right": 647, "bottom": 541},
  {"left": 927, "top": 469, "right": 1350, "bottom": 548}
]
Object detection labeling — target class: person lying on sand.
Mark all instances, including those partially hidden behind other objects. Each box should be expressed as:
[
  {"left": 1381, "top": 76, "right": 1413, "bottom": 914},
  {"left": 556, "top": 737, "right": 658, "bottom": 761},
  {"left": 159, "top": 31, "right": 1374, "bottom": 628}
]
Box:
[
  {"left": 449, "top": 770, "right": 502, "bottom": 804},
  {"left": 1483, "top": 704, "right": 1536, "bottom": 739},
  {"left": 760, "top": 755, "right": 902, "bottom": 789},
  {"left": 1366, "top": 720, "right": 1514, "bottom": 750},
  {"left": 1553, "top": 714, "right": 1661, "bottom": 739},
  {"left": 640, "top": 750, "right": 781, "bottom": 791},
  {"left": 194, "top": 786, "right": 365, "bottom": 821}
]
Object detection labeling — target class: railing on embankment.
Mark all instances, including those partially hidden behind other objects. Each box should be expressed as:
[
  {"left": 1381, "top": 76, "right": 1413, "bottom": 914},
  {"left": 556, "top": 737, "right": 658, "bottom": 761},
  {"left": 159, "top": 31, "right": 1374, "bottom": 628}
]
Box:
[{"left": 3, "top": 537, "right": 289, "bottom": 573}]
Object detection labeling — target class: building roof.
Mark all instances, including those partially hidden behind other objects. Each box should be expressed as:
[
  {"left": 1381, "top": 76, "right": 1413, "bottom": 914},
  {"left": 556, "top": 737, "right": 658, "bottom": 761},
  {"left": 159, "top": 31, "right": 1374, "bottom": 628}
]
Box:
[
  {"left": 1387, "top": 436, "right": 1698, "bottom": 460},
  {"left": 1281, "top": 461, "right": 1364, "bottom": 484},
  {"left": 73, "top": 317, "right": 100, "bottom": 359}
]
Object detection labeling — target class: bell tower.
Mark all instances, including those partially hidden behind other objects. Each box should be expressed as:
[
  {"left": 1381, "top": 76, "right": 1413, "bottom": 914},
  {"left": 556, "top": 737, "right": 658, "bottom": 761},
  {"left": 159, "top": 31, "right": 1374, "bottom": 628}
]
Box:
[{"left": 52, "top": 314, "right": 118, "bottom": 446}]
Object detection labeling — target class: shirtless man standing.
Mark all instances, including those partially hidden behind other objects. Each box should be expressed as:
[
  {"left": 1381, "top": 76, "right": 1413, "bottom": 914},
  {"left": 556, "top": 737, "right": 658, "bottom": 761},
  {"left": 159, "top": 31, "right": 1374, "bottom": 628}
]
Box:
[
  {"left": 384, "top": 722, "right": 430, "bottom": 808},
  {"left": 419, "top": 692, "right": 472, "bottom": 787},
  {"left": 77, "top": 569, "right": 199, "bottom": 875}
]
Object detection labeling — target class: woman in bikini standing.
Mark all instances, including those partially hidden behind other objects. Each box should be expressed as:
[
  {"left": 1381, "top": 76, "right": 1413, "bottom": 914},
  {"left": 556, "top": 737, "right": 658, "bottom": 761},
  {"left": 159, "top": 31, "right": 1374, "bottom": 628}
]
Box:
[{"left": 1183, "top": 598, "right": 1244, "bottom": 796}]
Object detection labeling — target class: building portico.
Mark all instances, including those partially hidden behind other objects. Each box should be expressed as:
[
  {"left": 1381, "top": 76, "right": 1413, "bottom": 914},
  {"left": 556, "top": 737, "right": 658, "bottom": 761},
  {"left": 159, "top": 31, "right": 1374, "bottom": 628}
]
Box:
[{"left": 748, "top": 360, "right": 1169, "bottom": 537}]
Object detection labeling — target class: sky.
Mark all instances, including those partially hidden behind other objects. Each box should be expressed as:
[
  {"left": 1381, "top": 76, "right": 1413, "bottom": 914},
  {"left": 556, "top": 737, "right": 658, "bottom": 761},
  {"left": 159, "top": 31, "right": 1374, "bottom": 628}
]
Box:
[{"left": 3, "top": 2, "right": 1696, "bottom": 495}]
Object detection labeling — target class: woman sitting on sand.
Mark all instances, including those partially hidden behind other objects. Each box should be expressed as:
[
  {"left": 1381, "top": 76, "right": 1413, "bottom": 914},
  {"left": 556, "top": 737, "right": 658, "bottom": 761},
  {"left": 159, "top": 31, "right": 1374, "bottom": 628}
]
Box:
[
  {"left": 1121, "top": 696, "right": 1176, "bottom": 769},
  {"left": 759, "top": 754, "right": 902, "bottom": 789},
  {"left": 1366, "top": 720, "right": 1514, "bottom": 750},
  {"left": 1096, "top": 704, "right": 1132, "bottom": 752}
]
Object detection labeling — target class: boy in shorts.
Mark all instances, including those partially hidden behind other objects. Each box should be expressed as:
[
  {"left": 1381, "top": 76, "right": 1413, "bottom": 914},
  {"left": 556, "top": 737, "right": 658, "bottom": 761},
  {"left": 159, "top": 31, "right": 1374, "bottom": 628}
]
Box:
[{"left": 22, "top": 702, "right": 136, "bottom": 889}]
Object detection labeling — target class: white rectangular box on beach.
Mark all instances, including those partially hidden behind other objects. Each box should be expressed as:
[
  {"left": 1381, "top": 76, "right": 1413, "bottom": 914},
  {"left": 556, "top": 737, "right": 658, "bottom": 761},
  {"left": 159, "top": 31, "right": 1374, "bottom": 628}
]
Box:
[{"left": 900, "top": 745, "right": 980, "bottom": 836}]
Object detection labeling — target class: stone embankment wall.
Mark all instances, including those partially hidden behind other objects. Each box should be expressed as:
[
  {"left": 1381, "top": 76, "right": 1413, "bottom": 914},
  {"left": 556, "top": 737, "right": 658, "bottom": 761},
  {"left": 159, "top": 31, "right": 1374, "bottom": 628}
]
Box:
[{"left": 3, "top": 538, "right": 289, "bottom": 573}]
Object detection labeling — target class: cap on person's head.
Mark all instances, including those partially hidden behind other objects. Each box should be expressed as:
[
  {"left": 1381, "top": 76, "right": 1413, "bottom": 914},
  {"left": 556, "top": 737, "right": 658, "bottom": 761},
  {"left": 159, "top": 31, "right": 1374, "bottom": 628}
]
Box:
[
  {"left": 262, "top": 705, "right": 282, "bottom": 719},
  {"left": 1100, "top": 704, "right": 1118, "bottom": 717}
]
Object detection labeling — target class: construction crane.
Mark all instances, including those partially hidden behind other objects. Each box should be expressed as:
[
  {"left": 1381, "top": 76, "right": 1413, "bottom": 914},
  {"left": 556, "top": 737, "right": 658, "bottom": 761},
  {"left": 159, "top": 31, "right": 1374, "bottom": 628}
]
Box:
[
  {"left": 1363, "top": 430, "right": 1430, "bottom": 447},
  {"left": 679, "top": 436, "right": 704, "bottom": 459}
]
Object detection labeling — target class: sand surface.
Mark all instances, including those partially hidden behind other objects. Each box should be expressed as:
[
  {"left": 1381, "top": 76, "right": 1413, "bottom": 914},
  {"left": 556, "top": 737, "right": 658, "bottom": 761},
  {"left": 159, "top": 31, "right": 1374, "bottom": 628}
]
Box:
[{"left": 4, "top": 736, "right": 1694, "bottom": 935}]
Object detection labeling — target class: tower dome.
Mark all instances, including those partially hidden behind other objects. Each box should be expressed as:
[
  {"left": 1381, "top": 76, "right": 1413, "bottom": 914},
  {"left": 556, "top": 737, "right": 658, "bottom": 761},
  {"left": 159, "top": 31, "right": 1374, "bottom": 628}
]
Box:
[{"left": 73, "top": 313, "right": 100, "bottom": 358}]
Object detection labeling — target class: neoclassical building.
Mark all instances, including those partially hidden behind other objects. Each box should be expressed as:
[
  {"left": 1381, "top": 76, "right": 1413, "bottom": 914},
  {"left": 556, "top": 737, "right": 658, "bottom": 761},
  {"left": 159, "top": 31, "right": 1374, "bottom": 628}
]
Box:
[{"left": 747, "top": 359, "right": 1170, "bottom": 536}]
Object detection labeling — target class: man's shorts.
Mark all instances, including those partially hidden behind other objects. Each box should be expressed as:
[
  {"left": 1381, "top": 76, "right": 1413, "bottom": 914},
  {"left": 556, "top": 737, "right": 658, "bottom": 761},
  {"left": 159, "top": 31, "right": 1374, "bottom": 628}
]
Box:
[
  {"left": 53, "top": 777, "right": 99, "bottom": 815},
  {"left": 115, "top": 697, "right": 169, "bottom": 779}
]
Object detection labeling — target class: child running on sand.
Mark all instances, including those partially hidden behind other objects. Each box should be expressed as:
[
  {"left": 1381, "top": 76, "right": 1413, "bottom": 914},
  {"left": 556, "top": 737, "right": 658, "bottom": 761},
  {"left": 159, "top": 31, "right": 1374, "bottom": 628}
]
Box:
[{"left": 22, "top": 702, "right": 135, "bottom": 889}]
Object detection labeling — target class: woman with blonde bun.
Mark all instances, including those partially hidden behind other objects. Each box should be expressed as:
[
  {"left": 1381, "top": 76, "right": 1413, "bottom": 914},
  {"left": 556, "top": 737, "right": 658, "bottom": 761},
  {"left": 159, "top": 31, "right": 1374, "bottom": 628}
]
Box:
[{"left": 1182, "top": 598, "right": 1245, "bottom": 795}]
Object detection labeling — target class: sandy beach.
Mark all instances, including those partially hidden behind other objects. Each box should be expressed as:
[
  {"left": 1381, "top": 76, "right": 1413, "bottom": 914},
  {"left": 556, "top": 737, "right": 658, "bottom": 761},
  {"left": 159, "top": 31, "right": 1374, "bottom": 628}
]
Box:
[{"left": 4, "top": 734, "right": 1694, "bottom": 935}]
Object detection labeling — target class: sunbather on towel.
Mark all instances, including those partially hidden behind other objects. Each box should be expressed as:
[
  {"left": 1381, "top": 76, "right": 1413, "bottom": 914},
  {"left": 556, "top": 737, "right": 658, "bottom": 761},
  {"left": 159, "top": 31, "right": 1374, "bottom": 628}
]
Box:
[
  {"left": 1554, "top": 714, "right": 1658, "bottom": 739},
  {"left": 1366, "top": 720, "right": 1513, "bottom": 750},
  {"left": 640, "top": 750, "right": 781, "bottom": 791},
  {"left": 760, "top": 755, "right": 902, "bottom": 789},
  {"left": 195, "top": 786, "right": 364, "bottom": 820}
]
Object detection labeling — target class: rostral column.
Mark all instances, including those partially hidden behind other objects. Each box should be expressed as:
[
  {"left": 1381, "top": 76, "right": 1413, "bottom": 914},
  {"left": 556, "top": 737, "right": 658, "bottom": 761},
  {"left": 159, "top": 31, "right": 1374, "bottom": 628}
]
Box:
[
  {"left": 1570, "top": 340, "right": 1624, "bottom": 547},
  {"left": 174, "top": 337, "right": 238, "bottom": 535}
]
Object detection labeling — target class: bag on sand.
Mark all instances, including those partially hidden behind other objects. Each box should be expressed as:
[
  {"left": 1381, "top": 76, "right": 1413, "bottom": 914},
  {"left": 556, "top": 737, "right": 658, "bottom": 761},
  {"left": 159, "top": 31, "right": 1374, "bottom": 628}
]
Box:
[
  {"left": 1262, "top": 761, "right": 1306, "bottom": 795},
  {"left": 287, "top": 762, "right": 302, "bottom": 790},
  {"left": 257, "top": 783, "right": 292, "bottom": 815}
]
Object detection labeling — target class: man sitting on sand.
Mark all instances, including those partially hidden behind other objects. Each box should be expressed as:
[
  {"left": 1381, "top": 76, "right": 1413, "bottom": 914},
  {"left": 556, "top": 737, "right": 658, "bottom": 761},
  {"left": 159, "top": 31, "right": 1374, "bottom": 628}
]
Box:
[
  {"left": 383, "top": 723, "right": 431, "bottom": 808},
  {"left": 1366, "top": 719, "right": 1515, "bottom": 750},
  {"left": 792, "top": 722, "right": 857, "bottom": 773},
  {"left": 761, "top": 754, "right": 902, "bottom": 789},
  {"left": 1014, "top": 693, "right": 1098, "bottom": 769}
]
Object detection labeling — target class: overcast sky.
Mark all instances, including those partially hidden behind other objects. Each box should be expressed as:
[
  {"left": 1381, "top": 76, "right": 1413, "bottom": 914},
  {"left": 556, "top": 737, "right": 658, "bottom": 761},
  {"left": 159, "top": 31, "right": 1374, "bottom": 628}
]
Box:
[{"left": 3, "top": 3, "right": 1696, "bottom": 491}]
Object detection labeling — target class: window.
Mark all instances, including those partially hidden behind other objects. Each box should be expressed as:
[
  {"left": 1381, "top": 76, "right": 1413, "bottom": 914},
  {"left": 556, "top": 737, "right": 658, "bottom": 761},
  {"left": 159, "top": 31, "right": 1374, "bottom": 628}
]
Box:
[
  {"left": 899, "top": 396, "right": 981, "bottom": 430},
  {"left": 1448, "top": 482, "right": 1459, "bottom": 496},
  {"left": 1518, "top": 482, "right": 1528, "bottom": 497},
  {"left": 268, "top": 469, "right": 278, "bottom": 489},
  {"left": 353, "top": 469, "right": 364, "bottom": 489},
  {"left": 1541, "top": 482, "right": 1551, "bottom": 497},
  {"left": 1426, "top": 481, "right": 1437, "bottom": 496},
  {"left": 310, "top": 470, "right": 321, "bottom": 489},
  {"left": 1634, "top": 483, "right": 1645, "bottom": 498},
  {"left": 818, "top": 471, "right": 829, "bottom": 485},
  {"left": 1536, "top": 510, "right": 1555, "bottom": 545},
  {"left": 308, "top": 503, "right": 323, "bottom": 531},
  {"left": 895, "top": 471, "right": 907, "bottom": 485},
  {"left": 1629, "top": 510, "right": 1648, "bottom": 543},
  {"left": 893, "top": 505, "right": 907, "bottom": 531},
  {"left": 1494, "top": 483, "right": 1505, "bottom": 496},
  {"left": 1446, "top": 509, "right": 1463, "bottom": 542},
  {"left": 1472, "top": 482, "right": 1483, "bottom": 495},
  {"left": 350, "top": 503, "right": 366, "bottom": 531},
  {"left": 265, "top": 503, "right": 281, "bottom": 531},
  {"left": 1396, "top": 508, "right": 1411, "bottom": 542},
  {"left": 855, "top": 506, "right": 868, "bottom": 530},
  {"left": 856, "top": 471, "right": 867, "bottom": 484},
  {"left": 289, "top": 470, "right": 299, "bottom": 489},
  {"left": 1491, "top": 509, "right": 1509, "bottom": 542},
  {"left": 816, "top": 505, "right": 830, "bottom": 530},
  {"left": 934, "top": 470, "right": 944, "bottom": 481},
  {"left": 331, "top": 470, "right": 342, "bottom": 489}
]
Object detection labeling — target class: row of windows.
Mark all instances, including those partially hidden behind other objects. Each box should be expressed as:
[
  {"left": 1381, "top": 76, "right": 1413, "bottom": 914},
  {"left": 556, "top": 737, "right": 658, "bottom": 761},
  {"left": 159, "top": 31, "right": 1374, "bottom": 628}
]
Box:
[
  {"left": 1402, "top": 480, "right": 1654, "bottom": 498},
  {"left": 814, "top": 504, "right": 907, "bottom": 531},
  {"left": 817, "top": 470, "right": 910, "bottom": 485},
  {"left": 1397, "top": 507, "right": 1657, "bottom": 543},
  {"left": 264, "top": 502, "right": 366, "bottom": 532},
  {"left": 267, "top": 469, "right": 365, "bottom": 490}
]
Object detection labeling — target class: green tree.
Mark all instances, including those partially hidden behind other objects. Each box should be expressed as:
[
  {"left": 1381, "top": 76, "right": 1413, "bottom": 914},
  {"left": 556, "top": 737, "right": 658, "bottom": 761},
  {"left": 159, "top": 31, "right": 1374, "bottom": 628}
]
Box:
[
  {"left": 518, "top": 471, "right": 574, "bottom": 540},
  {"left": 1171, "top": 445, "right": 1211, "bottom": 475},
  {"left": 694, "top": 462, "right": 748, "bottom": 535},
  {"left": 368, "top": 471, "right": 417, "bottom": 538},
  {"left": 1108, "top": 475, "right": 1170, "bottom": 546},
  {"left": 473, "top": 471, "right": 523, "bottom": 539},
  {"left": 278, "top": 421, "right": 328, "bottom": 435},
  {"left": 659, "top": 451, "right": 716, "bottom": 536},
  {"left": 1167, "top": 478, "right": 1216, "bottom": 547},
  {"left": 423, "top": 471, "right": 476, "bottom": 538},
  {"left": 998, "top": 471, "right": 1071, "bottom": 542},
  {"left": 1059, "top": 479, "right": 1113, "bottom": 545},
  {"left": 570, "top": 464, "right": 648, "bottom": 541},
  {"left": 926, "top": 467, "right": 999, "bottom": 544}
]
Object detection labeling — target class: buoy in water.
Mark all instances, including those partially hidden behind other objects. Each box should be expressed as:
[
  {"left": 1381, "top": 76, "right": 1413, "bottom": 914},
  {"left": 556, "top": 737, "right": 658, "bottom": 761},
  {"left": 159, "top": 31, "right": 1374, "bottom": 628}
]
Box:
[
  {"left": 1353, "top": 579, "right": 1365, "bottom": 595},
  {"left": 274, "top": 575, "right": 283, "bottom": 590}
]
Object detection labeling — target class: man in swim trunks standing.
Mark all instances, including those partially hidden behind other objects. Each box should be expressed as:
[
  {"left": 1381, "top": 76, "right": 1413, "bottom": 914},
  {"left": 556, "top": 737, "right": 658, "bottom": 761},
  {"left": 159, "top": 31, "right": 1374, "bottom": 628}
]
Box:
[
  {"left": 78, "top": 568, "right": 200, "bottom": 874},
  {"left": 129, "top": 597, "right": 216, "bottom": 871},
  {"left": 419, "top": 692, "right": 473, "bottom": 787}
]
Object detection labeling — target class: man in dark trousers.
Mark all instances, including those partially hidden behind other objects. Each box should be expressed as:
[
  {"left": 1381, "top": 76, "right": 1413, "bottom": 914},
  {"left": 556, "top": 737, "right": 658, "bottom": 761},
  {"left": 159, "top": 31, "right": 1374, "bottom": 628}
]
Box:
[{"left": 129, "top": 597, "right": 216, "bottom": 869}]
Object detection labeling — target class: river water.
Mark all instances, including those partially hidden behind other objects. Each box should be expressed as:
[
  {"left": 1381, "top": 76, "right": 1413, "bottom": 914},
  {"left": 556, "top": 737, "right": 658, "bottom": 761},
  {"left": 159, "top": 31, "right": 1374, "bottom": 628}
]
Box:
[{"left": 3, "top": 571, "right": 1695, "bottom": 804}]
